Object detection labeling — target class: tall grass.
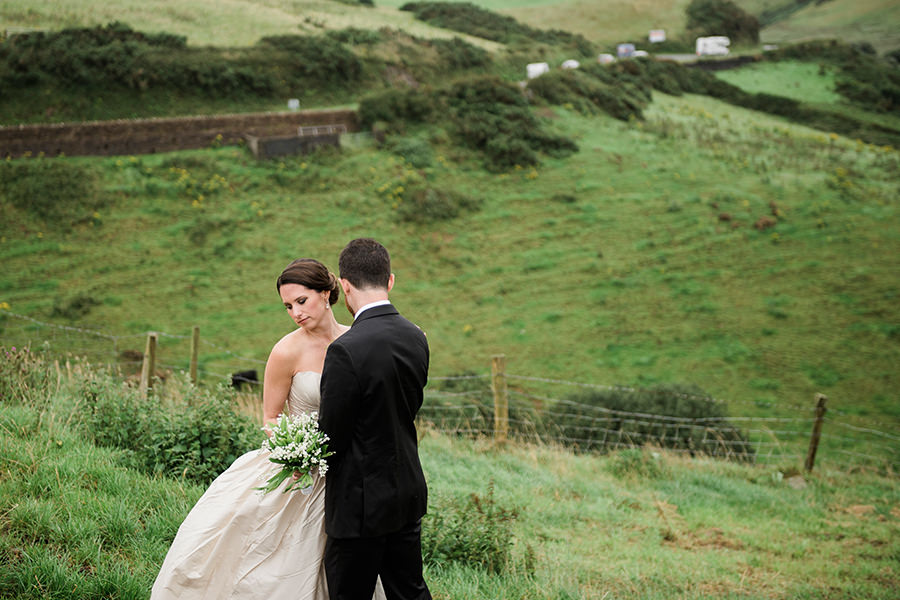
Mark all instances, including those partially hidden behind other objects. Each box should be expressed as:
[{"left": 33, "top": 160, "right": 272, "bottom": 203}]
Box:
[{"left": 2, "top": 350, "right": 899, "bottom": 599}]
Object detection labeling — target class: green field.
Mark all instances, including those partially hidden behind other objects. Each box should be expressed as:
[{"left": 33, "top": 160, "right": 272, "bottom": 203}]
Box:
[
  {"left": 1, "top": 3, "right": 899, "bottom": 598},
  {"left": 3, "top": 87, "right": 898, "bottom": 423}
]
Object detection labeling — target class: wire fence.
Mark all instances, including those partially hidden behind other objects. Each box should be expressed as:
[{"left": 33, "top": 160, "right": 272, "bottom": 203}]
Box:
[{"left": 2, "top": 309, "right": 897, "bottom": 472}]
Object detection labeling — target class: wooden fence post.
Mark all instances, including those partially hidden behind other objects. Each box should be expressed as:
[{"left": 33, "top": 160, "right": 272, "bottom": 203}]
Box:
[
  {"left": 189, "top": 325, "right": 200, "bottom": 385},
  {"left": 804, "top": 393, "right": 828, "bottom": 472},
  {"left": 491, "top": 355, "right": 509, "bottom": 443},
  {"left": 139, "top": 332, "right": 158, "bottom": 398}
]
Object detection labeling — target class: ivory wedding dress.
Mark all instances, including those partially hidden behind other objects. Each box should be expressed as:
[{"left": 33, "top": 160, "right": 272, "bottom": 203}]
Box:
[{"left": 151, "top": 372, "right": 385, "bottom": 600}]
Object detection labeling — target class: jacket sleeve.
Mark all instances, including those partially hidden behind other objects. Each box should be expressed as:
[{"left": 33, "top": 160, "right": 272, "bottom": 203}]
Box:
[{"left": 318, "top": 341, "right": 360, "bottom": 462}]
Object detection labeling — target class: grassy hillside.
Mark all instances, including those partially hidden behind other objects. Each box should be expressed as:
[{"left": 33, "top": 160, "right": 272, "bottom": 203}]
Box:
[
  {"left": 5, "top": 0, "right": 898, "bottom": 55},
  {"left": 2, "top": 357, "right": 899, "bottom": 599},
  {"left": 2, "top": 83, "right": 898, "bottom": 424},
  {"left": 759, "top": 0, "right": 900, "bottom": 54},
  {"left": 0, "top": 0, "right": 498, "bottom": 48}
]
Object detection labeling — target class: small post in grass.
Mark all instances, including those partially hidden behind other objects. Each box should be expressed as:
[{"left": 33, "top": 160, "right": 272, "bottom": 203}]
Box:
[
  {"left": 804, "top": 393, "right": 828, "bottom": 472},
  {"left": 139, "top": 332, "right": 158, "bottom": 398},
  {"left": 491, "top": 354, "right": 509, "bottom": 444},
  {"left": 189, "top": 325, "right": 200, "bottom": 385}
]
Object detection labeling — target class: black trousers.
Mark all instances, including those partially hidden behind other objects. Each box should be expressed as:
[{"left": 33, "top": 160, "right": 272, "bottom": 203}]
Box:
[{"left": 324, "top": 519, "right": 431, "bottom": 600}]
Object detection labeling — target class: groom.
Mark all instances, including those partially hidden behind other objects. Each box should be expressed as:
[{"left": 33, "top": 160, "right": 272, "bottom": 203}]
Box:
[{"left": 318, "top": 238, "right": 431, "bottom": 600}]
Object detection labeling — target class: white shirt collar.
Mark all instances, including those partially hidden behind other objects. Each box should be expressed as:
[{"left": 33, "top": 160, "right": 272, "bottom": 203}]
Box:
[{"left": 354, "top": 299, "right": 391, "bottom": 321}]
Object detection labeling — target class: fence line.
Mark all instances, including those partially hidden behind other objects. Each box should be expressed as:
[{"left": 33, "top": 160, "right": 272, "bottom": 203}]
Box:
[{"left": 2, "top": 310, "right": 897, "bottom": 471}]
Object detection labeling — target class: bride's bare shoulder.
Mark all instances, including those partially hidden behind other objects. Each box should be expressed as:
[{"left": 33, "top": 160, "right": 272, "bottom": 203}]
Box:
[{"left": 269, "top": 328, "right": 304, "bottom": 360}]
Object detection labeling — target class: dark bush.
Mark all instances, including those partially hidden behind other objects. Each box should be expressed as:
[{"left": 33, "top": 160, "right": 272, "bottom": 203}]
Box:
[
  {"left": 0, "top": 23, "right": 359, "bottom": 97},
  {"left": 401, "top": 2, "right": 593, "bottom": 55},
  {"left": 396, "top": 186, "right": 481, "bottom": 223},
  {"left": 430, "top": 37, "right": 491, "bottom": 70},
  {"left": 444, "top": 76, "right": 577, "bottom": 171},
  {"left": 0, "top": 158, "right": 99, "bottom": 222},
  {"left": 685, "top": 0, "right": 759, "bottom": 45},
  {"left": 257, "top": 35, "right": 362, "bottom": 85},
  {"left": 545, "top": 383, "right": 756, "bottom": 461},
  {"left": 358, "top": 88, "right": 435, "bottom": 128},
  {"left": 325, "top": 28, "right": 383, "bottom": 45},
  {"left": 389, "top": 136, "right": 435, "bottom": 168}
]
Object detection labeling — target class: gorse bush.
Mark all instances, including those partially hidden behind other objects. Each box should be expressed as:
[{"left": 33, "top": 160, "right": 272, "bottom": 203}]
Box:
[
  {"left": 400, "top": 1, "right": 594, "bottom": 55},
  {"left": 430, "top": 37, "right": 491, "bottom": 70},
  {"left": 685, "top": 0, "right": 759, "bottom": 45},
  {"left": 396, "top": 186, "right": 481, "bottom": 223},
  {"left": 0, "top": 158, "right": 99, "bottom": 224},
  {"left": 358, "top": 88, "right": 435, "bottom": 129},
  {"left": 325, "top": 27, "right": 383, "bottom": 46},
  {"left": 444, "top": 76, "right": 578, "bottom": 171},
  {"left": 527, "top": 68, "right": 647, "bottom": 120},
  {"left": 546, "top": 383, "right": 756, "bottom": 461},
  {"left": 0, "top": 23, "right": 360, "bottom": 97},
  {"left": 256, "top": 35, "right": 362, "bottom": 85},
  {"left": 389, "top": 136, "right": 435, "bottom": 168}
]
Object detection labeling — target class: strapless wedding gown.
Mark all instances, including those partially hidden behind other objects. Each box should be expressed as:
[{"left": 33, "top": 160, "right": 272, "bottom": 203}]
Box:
[{"left": 151, "top": 372, "right": 385, "bottom": 600}]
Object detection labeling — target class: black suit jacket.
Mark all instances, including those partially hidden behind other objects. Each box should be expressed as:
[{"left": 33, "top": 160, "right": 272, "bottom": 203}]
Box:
[{"left": 318, "top": 304, "right": 429, "bottom": 539}]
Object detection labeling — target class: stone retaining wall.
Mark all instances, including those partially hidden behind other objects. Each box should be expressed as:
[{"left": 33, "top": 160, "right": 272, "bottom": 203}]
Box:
[{"left": 0, "top": 109, "right": 359, "bottom": 159}]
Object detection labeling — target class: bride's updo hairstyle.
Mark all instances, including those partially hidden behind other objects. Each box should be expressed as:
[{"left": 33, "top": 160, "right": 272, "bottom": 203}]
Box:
[{"left": 276, "top": 258, "right": 340, "bottom": 305}]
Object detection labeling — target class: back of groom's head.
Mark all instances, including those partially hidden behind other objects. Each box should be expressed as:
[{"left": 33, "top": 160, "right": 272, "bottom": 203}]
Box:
[{"left": 339, "top": 238, "right": 391, "bottom": 290}]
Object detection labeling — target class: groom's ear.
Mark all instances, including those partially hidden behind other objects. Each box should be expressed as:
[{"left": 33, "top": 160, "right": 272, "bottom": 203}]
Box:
[
  {"left": 339, "top": 278, "right": 353, "bottom": 296},
  {"left": 386, "top": 273, "right": 395, "bottom": 293}
]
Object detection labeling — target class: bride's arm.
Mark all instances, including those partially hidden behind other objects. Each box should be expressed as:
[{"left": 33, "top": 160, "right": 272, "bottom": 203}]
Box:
[{"left": 262, "top": 341, "right": 294, "bottom": 434}]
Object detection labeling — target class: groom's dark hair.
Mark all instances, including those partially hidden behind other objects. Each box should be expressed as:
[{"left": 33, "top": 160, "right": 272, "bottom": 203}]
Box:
[{"left": 339, "top": 238, "right": 391, "bottom": 290}]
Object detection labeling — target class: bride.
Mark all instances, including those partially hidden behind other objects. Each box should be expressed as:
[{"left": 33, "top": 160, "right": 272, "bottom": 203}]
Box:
[{"left": 152, "top": 258, "right": 385, "bottom": 600}]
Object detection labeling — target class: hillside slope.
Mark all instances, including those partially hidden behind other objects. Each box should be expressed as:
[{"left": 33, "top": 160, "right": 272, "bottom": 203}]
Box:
[{"left": 759, "top": 0, "right": 900, "bottom": 54}]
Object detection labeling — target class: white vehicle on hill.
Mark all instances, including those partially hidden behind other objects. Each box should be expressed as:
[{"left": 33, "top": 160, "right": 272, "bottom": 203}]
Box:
[{"left": 696, "top": 36, "right": 730, "bottom": 56}]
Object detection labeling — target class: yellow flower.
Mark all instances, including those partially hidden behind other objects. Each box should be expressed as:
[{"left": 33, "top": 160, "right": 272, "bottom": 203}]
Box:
[{"left": 0, "top": 302, "right": 10, "bottom": 310}]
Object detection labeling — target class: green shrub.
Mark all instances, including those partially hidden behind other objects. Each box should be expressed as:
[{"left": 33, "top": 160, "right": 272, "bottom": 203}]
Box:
[
  {"left": 444, "top": 76, "right": 577, "bottom": 171},
  {"left": 396, "top": 186, "right": 481, "bottom": 223},
  {"left": 422, "top": 481, "right": 519, "bottom": 573},
  {"left": 325, "top": 28, "right": 383, "bottom": 45},
  {"left": 49, "top": 294, "right": 100, "bottom": 320},
  {"left": 389, "top": 136, "right": 435, "bottom": 168},
  {"left": 76, "top": 372, "right": 258, "bottom": 485},
  {"left": 358, "top": 88, "right": 435, "bottom": 128},
  {"left": 685, "top": 0, "right": 759, "bottom": 45},
  {"left": 0, "top": 23, "right": 359, "bottom": 97},
  {"left": 527, "top": 64, "right": 653, "bottom": 121},
  {"left": 256, "top": 35, "right": 362, "bottom": 85},
  {"left": 0, "top": 158, "right": 99, "bottom": 223},
  {"left": 142, "top": 385, "right": 259, "bottom": 483},
  {"left": 430, "top": 37, "right": 491, "bottom": 70},
  {"left": 400, "top": 2, "right": 593, "bottom": 55},
  {"left": 546, "top": 383, "right": 756, "bottom": 461}
]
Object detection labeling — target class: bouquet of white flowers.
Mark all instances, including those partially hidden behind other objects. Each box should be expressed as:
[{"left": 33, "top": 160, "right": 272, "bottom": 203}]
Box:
[{"left": 257, "top": 411, "right": 333, "bottom": 494}]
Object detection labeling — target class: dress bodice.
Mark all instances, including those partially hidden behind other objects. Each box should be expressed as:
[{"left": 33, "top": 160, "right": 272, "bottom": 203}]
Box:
[{"left": 285, "top": 371, "right": 321, "bottom": 418}]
